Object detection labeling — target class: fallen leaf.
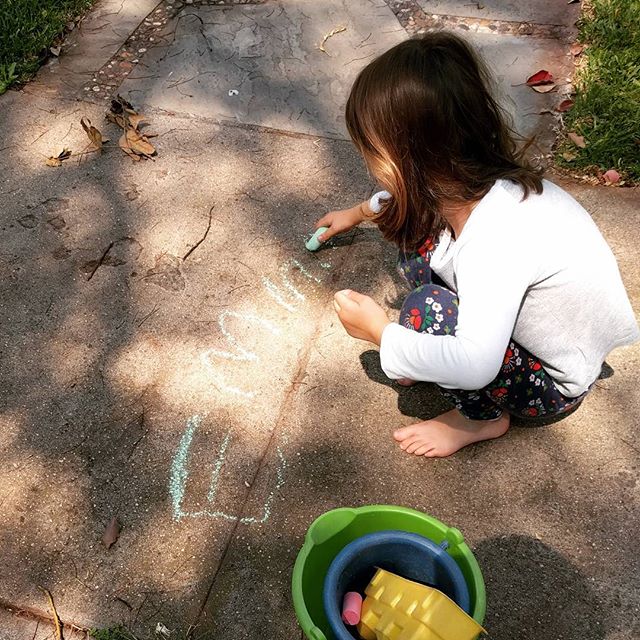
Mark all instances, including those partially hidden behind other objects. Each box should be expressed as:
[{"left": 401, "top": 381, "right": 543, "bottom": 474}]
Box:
[
  {"left": 126, "top": 128, "right": 156, "bottom": 157},
  {"left": 561, "top": 151, "right": 577, "bottom": 162},
  {"left": 45, "top": 148, "right": 72, "bottom": 167},
  {"left": 102, "top": 516, "right": 121, "bottom": 548},
  {"left": 155, "top": 623, "right": 171, "bottom": 638},
  {"left": 107, "top": 111, "right": 127, "bottom": 129},
  {"left": 557, "top": 99, "right": 574, "bottom": 112},
  {"left": 603, "top": 169, "right": 620, "bottom": 184},
  {"left": 128, "top": 113, "right": 146, "bottom": 130},
  {"left": 81, "top": 117, "right": 107, "bottom": 149},
  {"left": 570, "top": 43, "right": 585, "bottom": 56},
  {"left": 111, "top": 94, "right": 135, "bottom": 114},
  {"left": 567, "top": 131, "right": 586, "bottom": 148},
  {"left": 119, "top": 133, "right": 141, "bottom": 162},
  {"left": 50, "top": 46, "right": 61, "bottom": 57},
  {"left": 532, "top": 83, "right": 556, "bottom": 93},
  {"left": 108, "top": 95, "right": 144, "bottom": 130},
  {"left": 526, "top": 70, "right": 554, "bottom": 86}
]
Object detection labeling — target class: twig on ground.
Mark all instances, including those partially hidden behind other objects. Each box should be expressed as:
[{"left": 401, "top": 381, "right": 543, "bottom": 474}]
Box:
[
  {"left": 183, "top": 204, "right": 215, "bottom": 260},
  {"left": 137, "top": 304, "right": 160, "bottom": 327},
  {"left": 318, "top": 26, "right": 347, "bottom": 54},
  {"left": 37, "top": 586, "right": 63, "bottom": 640},
  {"left": 127, "top": 410, "right": 149, "bottom": 460},
  {"left": 87, "top": 241, "right": 115, "bottom": 281},
  {"left": 29, "top": 129, "right": 50, "bottom": 145},
  {"left": 115, "top": 596, "right": 133, "bottom": 610},
  {"left": 227, "top": 283, "right": 250, "bottom": 294}
]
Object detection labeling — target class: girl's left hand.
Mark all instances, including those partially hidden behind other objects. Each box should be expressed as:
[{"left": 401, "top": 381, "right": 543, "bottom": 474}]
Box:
[{"left": 333, "top": 290, "right": 391, "bottom": 346}]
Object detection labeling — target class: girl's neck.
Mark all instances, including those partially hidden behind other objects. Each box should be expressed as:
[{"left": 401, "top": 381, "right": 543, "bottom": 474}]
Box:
[{"left": 441, "top": 198, "right": 481, "bottom": 239}]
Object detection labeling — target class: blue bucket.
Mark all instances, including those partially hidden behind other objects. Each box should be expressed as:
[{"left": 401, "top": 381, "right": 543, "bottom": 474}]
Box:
[{"left": 322, "top": 530, "right": 470, "bottom": 640}]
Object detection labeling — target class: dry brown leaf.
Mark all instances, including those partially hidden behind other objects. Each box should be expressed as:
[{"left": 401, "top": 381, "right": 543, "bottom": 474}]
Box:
[
  {"left": 557, "top": 98, "right": 575, "bottom": 112},
  {"left": 119, "top": 133, "right": 141, "bottom": 162},
  {"left": 561, "top": 151, "right": 577, "bottom": 162},
  {"left": 103, "top": 516, "right": 121, "bottom": 548},
  {"left": 570, "top": 43, "right": 585, "bottom": 56},
  {"left": 45, "top": 148, "right": 72, "bottom": 167},
  {"left": 107, "top": 111, "right": 127, "bottom": 129},
  {"left": 111, "top": 94, "right": 135, "bottom": 114},
  {"left": 81, "top": 117, "right": 107, "bottom": 150},
  {"left": 567, "top": 131, "right": 586, "bottom": 148},
  {"left": 108, "top": 96, "right": 145, "bottom": 131},
  {"left": 50, "top": 46, "right": 61, "bottom": 57},
  {"left": 532, "top": 83, "right": 556, "bottom": 93},
  {"left": 126, "top": 128, "right": 156, "bottom": 157},
  {"left": 128, "top": 113, "right": 146, "bottom": 130}
]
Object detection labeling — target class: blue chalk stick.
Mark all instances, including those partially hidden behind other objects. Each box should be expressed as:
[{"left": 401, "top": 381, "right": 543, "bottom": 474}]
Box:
[{"left": 306, "top": 227, "right": 328, "bottom": 252}]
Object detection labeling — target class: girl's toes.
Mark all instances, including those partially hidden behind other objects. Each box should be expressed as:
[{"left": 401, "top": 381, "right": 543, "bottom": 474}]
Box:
[
  {"left": 405, "top": 439, "right": 426, "bottom": 454},
  {"left": 393, "top": 425, "right": 417, "bottom": 441},
  {"left": 398, "top": 436, "right": 418, "bottom": 451},
  {"left": 413, "top": 443, "right": 433, "bottom": 456}
]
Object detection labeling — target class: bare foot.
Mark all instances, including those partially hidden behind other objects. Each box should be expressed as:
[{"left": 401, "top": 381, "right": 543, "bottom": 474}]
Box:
[
  {"left": 393, "top": 409, "right": 510, "bottom": 458},
  {"left": 396, "top": 378, "right": 417, "bottom": 387}
]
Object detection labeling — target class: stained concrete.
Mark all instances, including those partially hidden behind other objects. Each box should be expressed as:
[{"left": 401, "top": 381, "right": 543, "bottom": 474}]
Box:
[
  {"left": 118, "top": 0, "right": 406, "bottom": 139},
  {"left": 459, "top": 32, "right": 573, "bottom": 154},
  {"left": 0, "top": 0, "right": 638, "bottom": 638},
  {"left": 417, "top": 0, "right": 581, "bottom": 27}
]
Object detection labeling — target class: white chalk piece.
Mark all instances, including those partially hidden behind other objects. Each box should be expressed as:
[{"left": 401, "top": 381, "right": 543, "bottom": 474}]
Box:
[{"left": 306, "top": 227, "right": 328, "bottom": 252}]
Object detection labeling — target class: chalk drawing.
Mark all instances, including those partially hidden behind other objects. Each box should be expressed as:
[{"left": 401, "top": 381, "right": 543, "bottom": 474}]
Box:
[
  {"left": 201, "top": 310, "right": 281, "bottom": 398},
  {"left": 207, "top": 430, "right": 231, "bottom": 502},
  {"left": 170, "top": 415, "right": 287, "bottom": 524},
  {"left": 262, "top": 258, "right": 322, "bottom": 313}
]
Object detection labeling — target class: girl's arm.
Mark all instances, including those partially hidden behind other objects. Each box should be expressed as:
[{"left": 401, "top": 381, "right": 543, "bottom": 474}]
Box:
[
  {"left": 316, "top": 188, "right": 392, "bottom": 243},
  {"left": 379, "top": 238, "right": 532, "bottom": 390},
  {"left": 314, "top": 201, "right": 370, "bottom": 242}
]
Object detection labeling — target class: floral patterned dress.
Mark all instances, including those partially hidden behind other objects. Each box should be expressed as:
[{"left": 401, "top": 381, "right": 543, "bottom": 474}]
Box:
[{"left": 398, "top": 238, "right": 587, "bottom": 420}]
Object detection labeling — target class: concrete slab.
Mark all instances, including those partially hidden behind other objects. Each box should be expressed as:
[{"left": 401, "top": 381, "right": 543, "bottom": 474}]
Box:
[
  {"left": 1, "top": 0, "right": 639, "bottom": 638},
  {"left": 416, "top": 0, "right": 581, "bottom": 27},
  {"left": 0, "top": 91, "right": 372, "bottom": 635},
  {"left": 117, "top": 0, "right": 406, "bottom": 138},
  {"left": 194, "top": 179, "right": 640, "bottom": 639}
]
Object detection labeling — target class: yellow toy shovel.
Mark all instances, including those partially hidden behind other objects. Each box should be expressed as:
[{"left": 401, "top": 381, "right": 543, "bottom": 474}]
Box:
[{"left": 358, "top": 569, "right": 485, "bottom": 640}]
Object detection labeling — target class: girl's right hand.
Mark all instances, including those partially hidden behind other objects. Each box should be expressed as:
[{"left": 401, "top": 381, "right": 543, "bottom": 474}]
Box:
[{"left": 314, "top": 202, "right": 369, "bottom": 243}]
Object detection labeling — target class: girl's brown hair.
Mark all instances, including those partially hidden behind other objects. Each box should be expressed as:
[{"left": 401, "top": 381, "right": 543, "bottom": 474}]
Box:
[{"left": 345, "top": 31, "right": 543, "bottom": 250}]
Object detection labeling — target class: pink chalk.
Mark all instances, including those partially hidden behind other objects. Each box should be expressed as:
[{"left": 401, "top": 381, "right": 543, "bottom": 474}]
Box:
[{"left": 341, "top": 591, "right": 363, "bottom": 626}]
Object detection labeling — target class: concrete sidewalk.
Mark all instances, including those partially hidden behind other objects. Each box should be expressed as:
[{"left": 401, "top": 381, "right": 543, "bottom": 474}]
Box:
[{"left": 0, "top": 1, "right": 637, "bottom": 639}]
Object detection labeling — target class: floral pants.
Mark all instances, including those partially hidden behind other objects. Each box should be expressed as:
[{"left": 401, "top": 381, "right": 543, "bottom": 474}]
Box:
[{"left": 398, "top": 241, "right": 586, "bottom": 420}]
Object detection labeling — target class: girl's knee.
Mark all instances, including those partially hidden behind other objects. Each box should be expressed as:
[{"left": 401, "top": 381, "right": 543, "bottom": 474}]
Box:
[{"left": 400, "top": 285, "right": 459, "bottom": 335}]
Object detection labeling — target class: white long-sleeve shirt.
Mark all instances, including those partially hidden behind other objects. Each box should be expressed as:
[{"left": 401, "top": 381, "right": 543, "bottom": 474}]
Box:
[{"left": 376, "top": 179, "right": 639, "bottom": 397}]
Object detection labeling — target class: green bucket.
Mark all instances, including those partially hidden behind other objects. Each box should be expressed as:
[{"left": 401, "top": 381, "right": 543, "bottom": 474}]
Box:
[{"left": 292, "top": 505, "right": 486, "bottom": 640}]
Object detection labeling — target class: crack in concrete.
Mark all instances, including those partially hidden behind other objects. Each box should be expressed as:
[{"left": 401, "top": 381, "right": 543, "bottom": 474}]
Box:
[{"left": 190, "top": 232, "right": 361, "bottom": 632}]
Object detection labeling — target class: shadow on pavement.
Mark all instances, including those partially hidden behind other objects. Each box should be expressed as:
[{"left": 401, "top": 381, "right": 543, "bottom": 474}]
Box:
[{"left": 475, "top": 534, "right": 607, "bottom": 640}]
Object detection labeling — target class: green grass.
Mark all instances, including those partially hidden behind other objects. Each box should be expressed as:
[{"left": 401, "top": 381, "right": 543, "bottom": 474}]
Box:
[
  {"left": 557, "top": 0, "right": 640, "bottom": 182},
  {"left": 0, "top": 0, "right": 94, "bottom": 93},
  {"left": 89, "top": 627, "right": 138, "bottom": 640}
]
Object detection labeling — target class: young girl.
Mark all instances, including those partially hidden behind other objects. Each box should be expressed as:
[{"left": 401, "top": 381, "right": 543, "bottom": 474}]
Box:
[{"left": 314, "top": 32, "right": 638, "bottom": 458}]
